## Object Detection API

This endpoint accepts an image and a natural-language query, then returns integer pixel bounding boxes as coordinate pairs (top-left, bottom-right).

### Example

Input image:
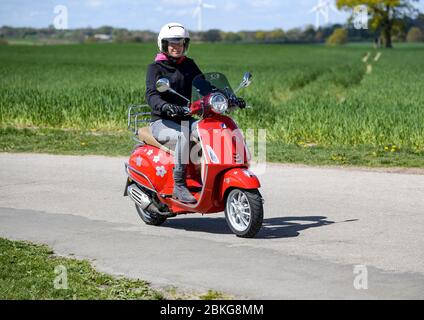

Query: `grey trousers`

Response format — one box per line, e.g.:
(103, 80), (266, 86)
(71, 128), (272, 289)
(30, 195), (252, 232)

(150, 118), (199, 167)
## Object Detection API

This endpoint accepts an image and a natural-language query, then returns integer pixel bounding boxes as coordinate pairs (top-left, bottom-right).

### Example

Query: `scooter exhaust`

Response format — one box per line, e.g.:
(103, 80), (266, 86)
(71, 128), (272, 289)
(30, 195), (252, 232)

(127, 184), (151, 210)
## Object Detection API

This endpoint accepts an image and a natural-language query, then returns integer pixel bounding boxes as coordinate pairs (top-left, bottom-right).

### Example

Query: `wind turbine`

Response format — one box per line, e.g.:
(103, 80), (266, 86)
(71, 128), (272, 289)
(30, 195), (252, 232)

(309, 0), (339, 29)
(192, 0), (216, 32)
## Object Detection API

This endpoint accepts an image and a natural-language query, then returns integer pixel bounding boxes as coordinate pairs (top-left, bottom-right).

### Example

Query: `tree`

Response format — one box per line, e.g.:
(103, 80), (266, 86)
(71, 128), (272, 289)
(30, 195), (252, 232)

(285, 28), (303, 42)
(406, 26), (424, 41)
(315, 30), (325, 42)
(269, 28), (285, 41)
(221, 32), (242, 43)
(303, 25), (317, 42)
(201, 29), (221, 42)
(326, 28), (348, 45)
(97, 25), (114, 35)
(336, 0), (419, 48)
(255, 31), (267, 41)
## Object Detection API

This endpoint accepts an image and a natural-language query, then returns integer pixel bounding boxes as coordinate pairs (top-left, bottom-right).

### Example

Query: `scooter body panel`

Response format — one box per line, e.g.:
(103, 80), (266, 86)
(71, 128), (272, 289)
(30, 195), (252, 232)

(198, 115), (249, 167)
(218, 167), (261, 201)
(128, 146), (174, 193)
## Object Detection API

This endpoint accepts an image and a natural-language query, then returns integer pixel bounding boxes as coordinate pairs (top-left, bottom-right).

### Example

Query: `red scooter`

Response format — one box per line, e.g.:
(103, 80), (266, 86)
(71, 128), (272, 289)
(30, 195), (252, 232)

(124, 72), (263, 238)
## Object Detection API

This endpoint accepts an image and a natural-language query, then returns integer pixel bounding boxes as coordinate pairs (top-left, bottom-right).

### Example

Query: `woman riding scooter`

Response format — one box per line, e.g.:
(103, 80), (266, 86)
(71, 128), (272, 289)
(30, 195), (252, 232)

(145, 22), (246, 204)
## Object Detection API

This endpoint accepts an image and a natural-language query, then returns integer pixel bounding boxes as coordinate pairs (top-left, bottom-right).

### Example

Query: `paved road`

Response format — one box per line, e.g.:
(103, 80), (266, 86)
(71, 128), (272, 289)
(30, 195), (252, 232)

(1, 153), (423, 299)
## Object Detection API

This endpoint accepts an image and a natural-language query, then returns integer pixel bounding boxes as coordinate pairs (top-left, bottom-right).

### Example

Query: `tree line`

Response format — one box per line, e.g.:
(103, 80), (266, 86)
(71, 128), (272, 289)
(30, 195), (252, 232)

(1, 14), (423, 45)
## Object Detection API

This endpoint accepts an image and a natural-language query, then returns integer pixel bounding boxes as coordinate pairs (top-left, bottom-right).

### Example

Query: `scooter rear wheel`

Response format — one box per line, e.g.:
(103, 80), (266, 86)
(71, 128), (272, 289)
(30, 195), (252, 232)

(225, 188), (263, 238)
(135, 204), (167, 226)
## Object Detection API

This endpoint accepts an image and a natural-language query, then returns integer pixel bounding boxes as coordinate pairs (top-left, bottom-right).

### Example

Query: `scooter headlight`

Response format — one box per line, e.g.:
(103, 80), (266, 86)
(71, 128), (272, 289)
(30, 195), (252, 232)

(209, 93), (228, 114)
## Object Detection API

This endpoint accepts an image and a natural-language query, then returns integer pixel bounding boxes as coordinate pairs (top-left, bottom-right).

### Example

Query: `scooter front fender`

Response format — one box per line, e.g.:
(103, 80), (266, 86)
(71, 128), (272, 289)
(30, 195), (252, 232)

(219, 168), (261, 200)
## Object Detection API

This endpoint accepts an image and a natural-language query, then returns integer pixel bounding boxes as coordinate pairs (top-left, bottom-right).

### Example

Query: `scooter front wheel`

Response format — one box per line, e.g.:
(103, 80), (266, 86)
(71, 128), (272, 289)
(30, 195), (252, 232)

(225, 188), (263, 238)
(135, 204), (167, 226)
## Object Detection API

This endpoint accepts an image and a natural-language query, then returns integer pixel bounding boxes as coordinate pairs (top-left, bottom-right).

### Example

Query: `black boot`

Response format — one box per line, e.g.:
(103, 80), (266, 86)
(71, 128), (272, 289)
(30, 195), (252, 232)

(173, 165), (197, 204)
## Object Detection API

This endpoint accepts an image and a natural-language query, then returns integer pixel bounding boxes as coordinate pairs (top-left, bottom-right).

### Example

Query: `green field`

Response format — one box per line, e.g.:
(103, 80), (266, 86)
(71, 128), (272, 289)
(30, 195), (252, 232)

(0, 43), (423, 166)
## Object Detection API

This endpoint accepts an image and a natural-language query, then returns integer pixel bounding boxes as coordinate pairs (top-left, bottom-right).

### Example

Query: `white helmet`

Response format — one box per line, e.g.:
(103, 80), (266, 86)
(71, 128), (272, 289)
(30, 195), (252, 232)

(158, 22), (190, 55)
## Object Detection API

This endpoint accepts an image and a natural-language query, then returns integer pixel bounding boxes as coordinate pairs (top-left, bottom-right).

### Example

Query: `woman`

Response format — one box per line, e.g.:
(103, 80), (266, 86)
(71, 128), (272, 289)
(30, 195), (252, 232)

(145, 22), (201, 204)
(145, 22), (245, 204)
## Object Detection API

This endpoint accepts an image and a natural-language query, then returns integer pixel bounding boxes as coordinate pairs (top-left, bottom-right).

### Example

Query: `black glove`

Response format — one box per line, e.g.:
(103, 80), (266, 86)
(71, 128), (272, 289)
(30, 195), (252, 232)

(161, 104), (189, 117)
(236, 97), (246, 109)
(229, 96), (246, 109)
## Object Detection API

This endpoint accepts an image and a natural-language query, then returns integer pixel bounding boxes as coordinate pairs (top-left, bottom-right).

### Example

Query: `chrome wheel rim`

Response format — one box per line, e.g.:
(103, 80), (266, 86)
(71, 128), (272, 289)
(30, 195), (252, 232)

(227, 190), (251, 232)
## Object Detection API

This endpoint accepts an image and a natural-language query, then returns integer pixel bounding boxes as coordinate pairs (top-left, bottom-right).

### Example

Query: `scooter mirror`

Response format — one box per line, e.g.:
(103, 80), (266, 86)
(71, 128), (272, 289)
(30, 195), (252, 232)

(242, 72), (252, 88)
(156, 78), (191, 104)
(156, 78), (171, 93)
(234, 72), (252, 94)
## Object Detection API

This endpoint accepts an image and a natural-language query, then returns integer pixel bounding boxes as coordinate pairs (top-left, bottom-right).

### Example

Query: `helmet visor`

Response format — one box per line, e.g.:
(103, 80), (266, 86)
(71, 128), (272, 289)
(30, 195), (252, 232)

(166, 38), (185, 46)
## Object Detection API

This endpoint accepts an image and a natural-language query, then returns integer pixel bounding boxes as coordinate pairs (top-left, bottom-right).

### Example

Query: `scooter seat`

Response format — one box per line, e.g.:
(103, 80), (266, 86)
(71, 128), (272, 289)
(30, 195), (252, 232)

(138, 126), (174, 155)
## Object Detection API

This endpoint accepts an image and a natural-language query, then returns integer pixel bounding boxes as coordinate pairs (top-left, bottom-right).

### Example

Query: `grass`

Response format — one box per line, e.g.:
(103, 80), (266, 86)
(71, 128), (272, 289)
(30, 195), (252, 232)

(0, 237), (229, 300)
(2, 126), (423, 167)
(0, 126), (133, 156)
(0, 237), (163, 300)
(0, 43), (423, 167)
(199, 290), (229, 300)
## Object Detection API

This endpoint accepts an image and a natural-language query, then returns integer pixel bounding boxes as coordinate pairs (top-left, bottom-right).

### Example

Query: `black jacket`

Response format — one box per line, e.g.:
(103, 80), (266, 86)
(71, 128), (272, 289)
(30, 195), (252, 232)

(145, 57), (202, 122)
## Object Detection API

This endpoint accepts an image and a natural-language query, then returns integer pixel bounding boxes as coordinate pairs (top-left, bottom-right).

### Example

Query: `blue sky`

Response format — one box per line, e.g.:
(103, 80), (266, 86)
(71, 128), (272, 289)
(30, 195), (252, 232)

(1, 0), (423, 31)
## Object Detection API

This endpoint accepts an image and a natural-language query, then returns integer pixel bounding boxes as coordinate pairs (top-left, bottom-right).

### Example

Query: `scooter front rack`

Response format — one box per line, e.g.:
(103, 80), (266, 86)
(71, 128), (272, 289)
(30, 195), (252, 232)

(127, 104), (150, 144)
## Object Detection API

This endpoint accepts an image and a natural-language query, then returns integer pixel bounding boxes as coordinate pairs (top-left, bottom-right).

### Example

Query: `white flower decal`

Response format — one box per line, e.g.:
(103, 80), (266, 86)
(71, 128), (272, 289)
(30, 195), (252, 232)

(153, 155), (160, 163)
(156, 166), (167, 177)
(136, 156), (142, 167)
(147, 150), (153, 156)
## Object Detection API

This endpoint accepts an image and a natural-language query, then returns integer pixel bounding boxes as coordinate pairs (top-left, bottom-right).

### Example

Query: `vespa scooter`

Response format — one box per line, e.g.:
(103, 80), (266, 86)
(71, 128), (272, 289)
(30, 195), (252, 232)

(124, 72), (263, 238)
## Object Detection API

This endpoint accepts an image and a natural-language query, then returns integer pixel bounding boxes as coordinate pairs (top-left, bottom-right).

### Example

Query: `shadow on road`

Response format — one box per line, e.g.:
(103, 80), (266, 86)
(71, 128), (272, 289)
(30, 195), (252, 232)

(257, 216), (335, 239)
(164, 215), (343, 239)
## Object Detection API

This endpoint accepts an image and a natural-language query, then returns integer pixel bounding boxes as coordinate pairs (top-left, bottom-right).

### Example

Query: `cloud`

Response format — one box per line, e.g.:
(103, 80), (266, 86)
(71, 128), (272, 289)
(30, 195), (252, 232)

(249, 0), (280, 8)
(155, 5), (193, 17)
(223, 1), (239, 12)
(29, 11), (40, 17)
(159, 0), (197, 7)
(86, 0), (104, 8)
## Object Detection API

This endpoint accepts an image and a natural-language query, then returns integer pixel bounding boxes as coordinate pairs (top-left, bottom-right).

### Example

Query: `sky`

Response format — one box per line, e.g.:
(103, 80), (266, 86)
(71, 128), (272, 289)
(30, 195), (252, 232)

(0, 0), (423, 32)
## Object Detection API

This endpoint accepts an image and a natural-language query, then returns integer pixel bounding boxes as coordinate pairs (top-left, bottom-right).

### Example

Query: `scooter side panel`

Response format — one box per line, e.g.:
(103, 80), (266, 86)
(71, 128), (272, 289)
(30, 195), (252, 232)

(128, 145), (174, 193)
